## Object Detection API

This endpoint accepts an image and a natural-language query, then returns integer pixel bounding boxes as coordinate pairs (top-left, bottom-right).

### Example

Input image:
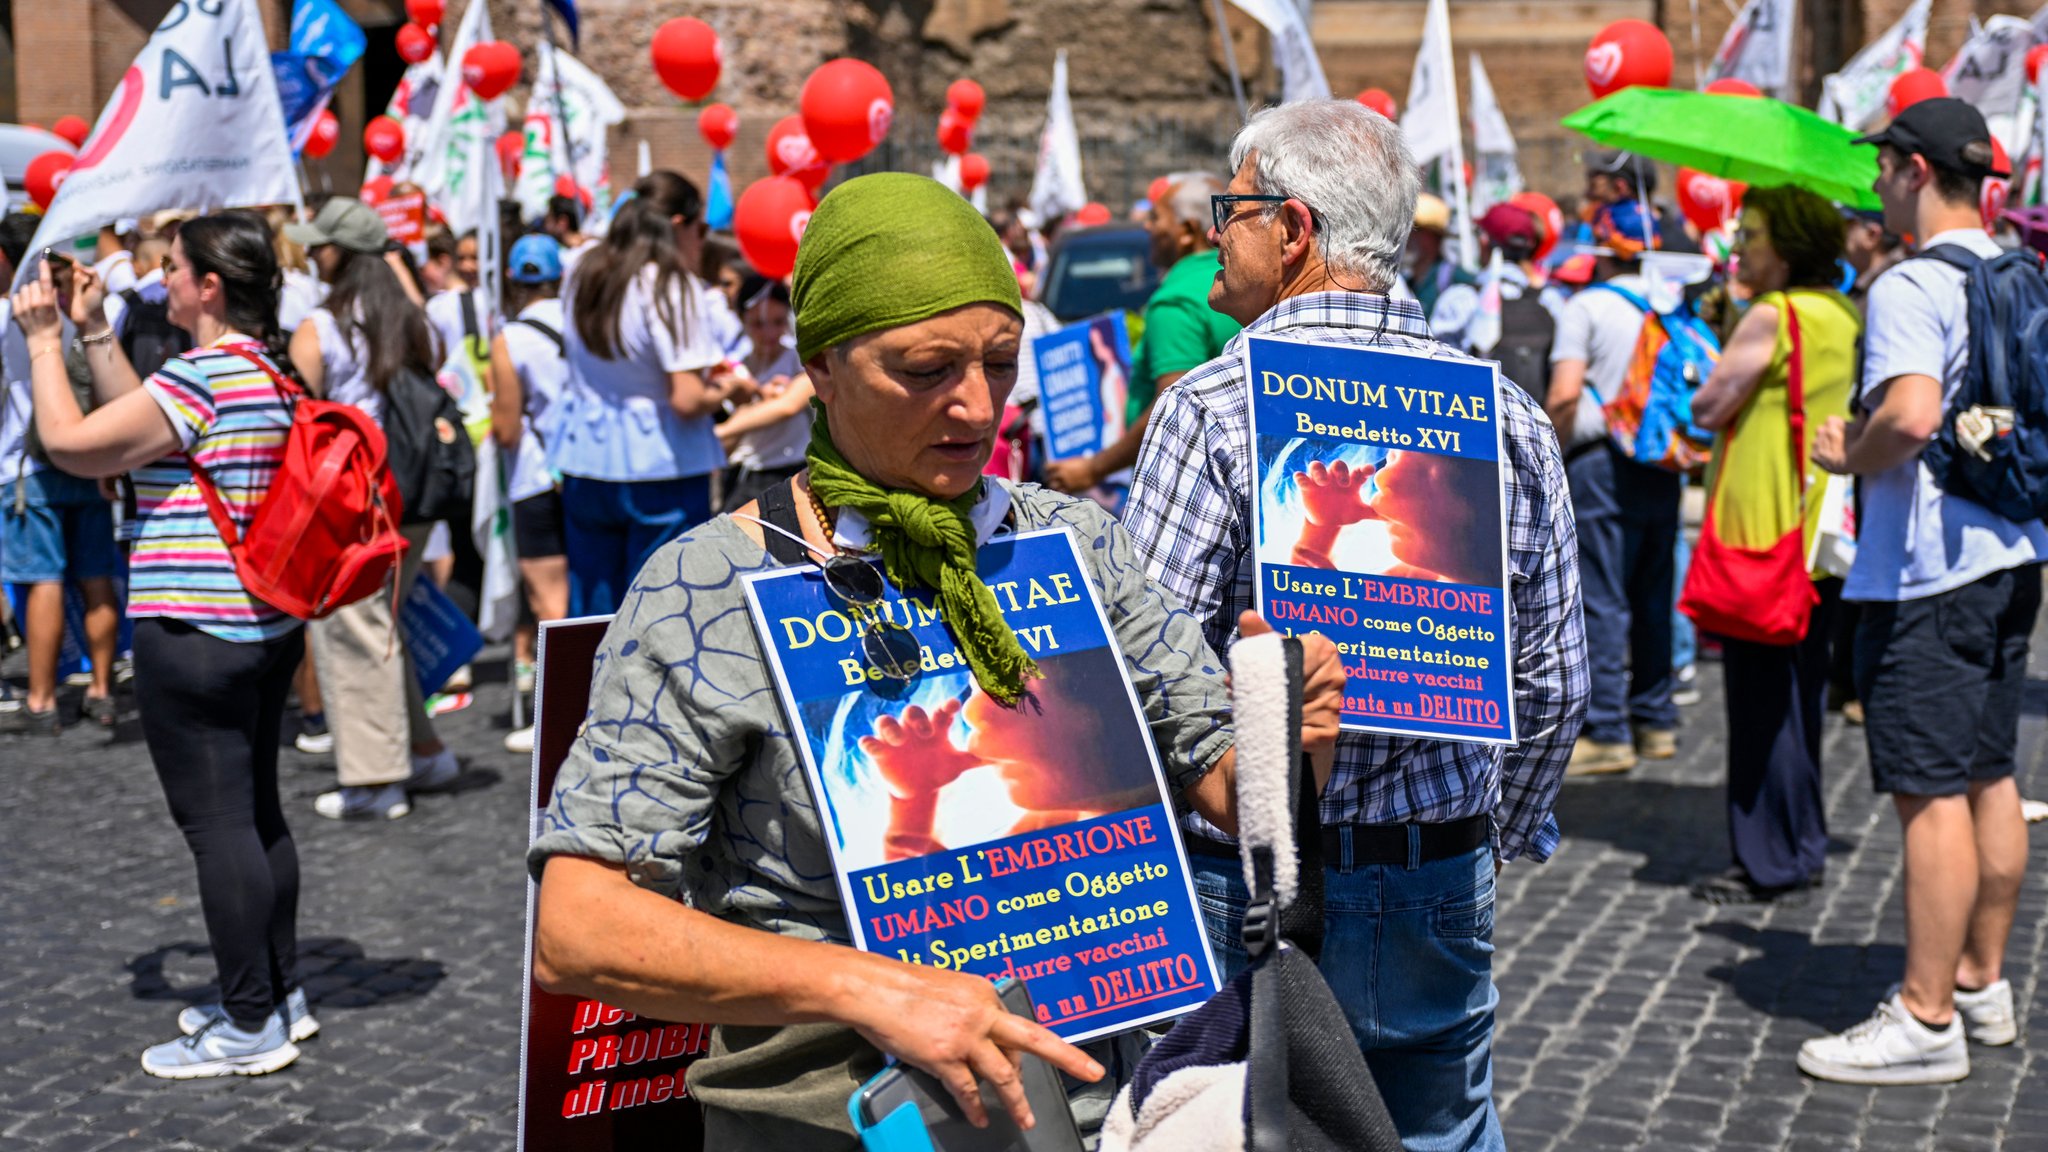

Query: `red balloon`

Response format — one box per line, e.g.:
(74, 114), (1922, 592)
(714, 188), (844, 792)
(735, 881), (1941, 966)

(404, 0), (443, 30)
(360, 175), (394, 205)
(50, 115), (89, 148)
(698, 103), (738, 152)
(1509, 191), (1566, 263)
(801, 59), (894, 165)
(1075, 202), (1112, 227)
(936, 108), (972, 156)
(1356, 88), (1398, 119)
(1676, 168), (1745, 233)
(24, 150), (71, 210)
(305, 109), (341, 159)
(947, 78), (986, 122)
(1888, 67), (1947, 117)
(734, 176), (815, 279)
(364, 115), (406, 163)
(462, 41), (520, 100)
(652, 18), (721, 102)
(1704, 77), (1761, 97)
(396, 23), (435, 65)
(2030, 45), (2048, 86)
(555, 173), (593, 211)
(1584, 19), (1673, 99)
(766, 115), (829, 191)
(959, 153), (990, 192)
(496, 129), (523, 178)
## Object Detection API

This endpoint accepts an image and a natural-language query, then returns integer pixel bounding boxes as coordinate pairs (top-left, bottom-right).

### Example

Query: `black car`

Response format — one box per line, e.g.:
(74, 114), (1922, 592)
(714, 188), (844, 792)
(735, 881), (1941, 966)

(1038, 224), (1160, 323)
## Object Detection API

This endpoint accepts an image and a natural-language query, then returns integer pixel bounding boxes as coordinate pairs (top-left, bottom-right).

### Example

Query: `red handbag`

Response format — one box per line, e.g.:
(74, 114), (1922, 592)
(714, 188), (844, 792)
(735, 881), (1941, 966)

(1678, 296), (1821, 646)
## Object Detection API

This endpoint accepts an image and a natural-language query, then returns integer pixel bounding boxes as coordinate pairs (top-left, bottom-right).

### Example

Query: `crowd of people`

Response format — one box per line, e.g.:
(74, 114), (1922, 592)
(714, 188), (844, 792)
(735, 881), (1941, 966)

(2, 88), (2042, 1147)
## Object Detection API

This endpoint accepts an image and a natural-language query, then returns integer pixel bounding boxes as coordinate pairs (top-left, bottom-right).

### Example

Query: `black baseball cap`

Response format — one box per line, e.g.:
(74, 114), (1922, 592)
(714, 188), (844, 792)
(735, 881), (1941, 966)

(1855, 97), (2007, 180)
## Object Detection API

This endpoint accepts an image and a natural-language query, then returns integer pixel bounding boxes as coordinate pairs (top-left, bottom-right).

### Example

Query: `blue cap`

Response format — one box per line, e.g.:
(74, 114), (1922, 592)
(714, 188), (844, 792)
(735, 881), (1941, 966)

(507, 234), (563, 284)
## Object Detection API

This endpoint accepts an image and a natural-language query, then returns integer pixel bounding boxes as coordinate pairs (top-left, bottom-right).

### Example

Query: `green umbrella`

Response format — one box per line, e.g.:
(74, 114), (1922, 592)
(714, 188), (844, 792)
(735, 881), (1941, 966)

(1562, 86), (1882, 211)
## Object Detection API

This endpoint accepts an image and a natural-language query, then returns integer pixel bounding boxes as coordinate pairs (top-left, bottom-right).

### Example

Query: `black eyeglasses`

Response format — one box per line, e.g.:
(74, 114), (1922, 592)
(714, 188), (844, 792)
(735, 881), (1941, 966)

(821, 555), (923, 682)
(1211, 193), (1321, 236)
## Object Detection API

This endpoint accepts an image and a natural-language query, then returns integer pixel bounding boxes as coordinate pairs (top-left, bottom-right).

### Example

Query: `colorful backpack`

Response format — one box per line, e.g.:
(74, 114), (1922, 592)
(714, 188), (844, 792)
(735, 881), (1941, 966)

(1592, 283), (1719, 472)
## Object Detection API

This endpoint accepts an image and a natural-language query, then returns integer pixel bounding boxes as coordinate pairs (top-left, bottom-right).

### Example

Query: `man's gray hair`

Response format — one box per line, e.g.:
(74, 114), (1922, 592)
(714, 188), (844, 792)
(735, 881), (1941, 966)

(1162, 171), (1226, 227)
(1227, 101), (1420, 292)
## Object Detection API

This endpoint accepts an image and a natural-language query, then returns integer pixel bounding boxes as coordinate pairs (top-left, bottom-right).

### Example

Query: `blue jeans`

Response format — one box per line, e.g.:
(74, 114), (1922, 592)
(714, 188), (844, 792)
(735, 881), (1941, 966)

(1192, 841), (1503, 1152)
(559, 475), (712, 618)
(1568, 442), (1681, 744)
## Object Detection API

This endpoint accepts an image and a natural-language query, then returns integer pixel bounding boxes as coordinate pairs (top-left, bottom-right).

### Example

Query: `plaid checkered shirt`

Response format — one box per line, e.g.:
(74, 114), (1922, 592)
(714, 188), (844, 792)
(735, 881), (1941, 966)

(1123, 290), (1588, 861)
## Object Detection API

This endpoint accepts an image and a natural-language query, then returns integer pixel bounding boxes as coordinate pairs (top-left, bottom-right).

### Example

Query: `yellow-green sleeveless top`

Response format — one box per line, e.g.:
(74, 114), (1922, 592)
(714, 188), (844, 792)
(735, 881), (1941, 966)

(1702, 288), (1860, 574)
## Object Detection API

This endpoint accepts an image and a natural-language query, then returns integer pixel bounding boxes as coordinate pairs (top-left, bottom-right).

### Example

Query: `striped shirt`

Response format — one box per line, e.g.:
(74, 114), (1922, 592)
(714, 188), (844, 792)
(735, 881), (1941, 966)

(133, 343), (296, 642)
(1123, 291), (1588, 861)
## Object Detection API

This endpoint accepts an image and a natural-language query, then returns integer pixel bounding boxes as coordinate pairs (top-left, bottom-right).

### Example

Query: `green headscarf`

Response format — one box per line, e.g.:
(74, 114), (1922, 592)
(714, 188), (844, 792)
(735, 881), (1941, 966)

(793, 174), (1037, 705)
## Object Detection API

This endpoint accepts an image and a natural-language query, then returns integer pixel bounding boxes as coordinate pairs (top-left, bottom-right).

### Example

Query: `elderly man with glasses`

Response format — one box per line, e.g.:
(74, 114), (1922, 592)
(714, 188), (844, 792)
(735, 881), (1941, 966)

(1123, 99), (1588, 1152)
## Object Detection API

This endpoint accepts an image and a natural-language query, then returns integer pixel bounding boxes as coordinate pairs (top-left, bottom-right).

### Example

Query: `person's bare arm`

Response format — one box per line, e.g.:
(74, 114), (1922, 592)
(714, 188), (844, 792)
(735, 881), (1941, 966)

(489, 332), (524, 453)
(385, 249), (426, 307)
(1545, 360), (1586, 442)
(534, 855), (1103, 1131)
(1691, 301), (1777, 432)
(668, 368), (755, 420)
(14, 265), (180, 477)
(289, 319), (327, 397)
(714, 375), (814, 444)
(1176, 611), (1342, 833)
(1813, 373), (1944, 476)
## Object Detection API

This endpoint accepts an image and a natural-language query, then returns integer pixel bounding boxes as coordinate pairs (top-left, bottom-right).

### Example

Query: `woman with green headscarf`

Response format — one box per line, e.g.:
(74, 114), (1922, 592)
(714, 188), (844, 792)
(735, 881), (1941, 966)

(529, 173), (1342, 1145)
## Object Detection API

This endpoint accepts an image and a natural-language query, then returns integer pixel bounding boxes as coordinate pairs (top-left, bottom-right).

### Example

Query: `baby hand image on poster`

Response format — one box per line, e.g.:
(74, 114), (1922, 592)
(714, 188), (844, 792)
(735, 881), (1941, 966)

(855, 651), (1158, 861)
(1288, 448), (1503, 588)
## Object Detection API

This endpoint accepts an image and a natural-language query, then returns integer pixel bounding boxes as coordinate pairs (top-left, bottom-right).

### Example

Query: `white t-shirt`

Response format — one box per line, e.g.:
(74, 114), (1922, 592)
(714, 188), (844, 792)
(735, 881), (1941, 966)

(1846, 227), (2048, 602)
(307, 306), (382, 426)
(1549, 273), (1649, 405)
(550, 265), (728, 482)
(426, 288), (489, 367)
(558, 238), (599, 283)
(278, 268), (326, 335)
(95, 250), (137, 296)
(501, 297), (570, 502)
(726, 342), (810, 472)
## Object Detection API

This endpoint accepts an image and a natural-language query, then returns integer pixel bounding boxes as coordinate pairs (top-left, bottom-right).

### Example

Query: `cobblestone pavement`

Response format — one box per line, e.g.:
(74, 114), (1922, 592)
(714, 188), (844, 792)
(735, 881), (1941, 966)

(6, 637), (2048, 1150)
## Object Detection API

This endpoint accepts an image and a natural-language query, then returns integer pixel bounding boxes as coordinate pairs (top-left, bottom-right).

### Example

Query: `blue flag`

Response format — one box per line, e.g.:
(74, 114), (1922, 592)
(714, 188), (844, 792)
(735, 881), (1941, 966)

(271, 0), (366, 150)
(545, 0), (579, 48)
(706, 150), (734, 230)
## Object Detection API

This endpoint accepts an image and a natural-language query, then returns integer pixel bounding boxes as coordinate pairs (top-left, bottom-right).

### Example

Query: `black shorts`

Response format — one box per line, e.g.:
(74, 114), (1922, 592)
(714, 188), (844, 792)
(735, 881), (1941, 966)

(511, 490), (566, 560)
(1855, 564), (2042, 796)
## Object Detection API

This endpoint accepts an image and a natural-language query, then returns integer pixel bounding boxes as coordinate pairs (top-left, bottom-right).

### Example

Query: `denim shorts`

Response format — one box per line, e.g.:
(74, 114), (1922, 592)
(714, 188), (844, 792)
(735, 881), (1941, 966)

(0, 469), (120, 585)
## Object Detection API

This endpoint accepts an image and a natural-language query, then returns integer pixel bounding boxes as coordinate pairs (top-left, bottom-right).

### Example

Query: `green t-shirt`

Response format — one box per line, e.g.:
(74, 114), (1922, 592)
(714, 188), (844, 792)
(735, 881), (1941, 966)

(1128, 250), (1241, 423)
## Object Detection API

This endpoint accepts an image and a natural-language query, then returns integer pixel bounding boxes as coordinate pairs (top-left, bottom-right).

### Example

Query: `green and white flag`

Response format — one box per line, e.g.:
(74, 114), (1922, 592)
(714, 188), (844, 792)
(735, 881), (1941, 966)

(514, 40), (625, 224)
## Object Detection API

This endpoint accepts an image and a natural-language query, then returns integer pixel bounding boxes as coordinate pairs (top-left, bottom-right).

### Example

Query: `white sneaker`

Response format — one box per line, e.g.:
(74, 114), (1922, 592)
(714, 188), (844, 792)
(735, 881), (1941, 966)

(408, 747), (460, 792)
(141, 1014), (299, 1079)
(504, 725), (535, 755)
(180, 987), (320, 1043)
(444, 663), (473, 692)
(314, 783), (410, 820)
(1955, 980), (2018, 1046)
(1797, 994), (1969, 1085)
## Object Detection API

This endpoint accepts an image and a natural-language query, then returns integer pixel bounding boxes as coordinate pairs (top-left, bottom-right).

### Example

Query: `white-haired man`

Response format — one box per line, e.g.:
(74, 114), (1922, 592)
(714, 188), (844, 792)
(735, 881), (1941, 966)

(1124, 100), (1588, 1150)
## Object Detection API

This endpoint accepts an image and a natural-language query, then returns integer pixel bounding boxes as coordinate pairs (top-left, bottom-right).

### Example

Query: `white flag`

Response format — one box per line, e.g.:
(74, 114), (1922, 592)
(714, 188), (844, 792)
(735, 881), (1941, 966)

(1468, 53), (1521, 216)
(514, 41), (626, 223)
(1817, 0), (1928, 132)
(1028, 51), (1087, 223)
(367, 55), (444, 185)
(1228, 0), (1333, 104)
(1945, 14), (2034, 159)
(1706, 0), (1798, 100)
(1402, 0), (1475, 268)
(21, 0), (299, 285)
(411, 0), (505, 234)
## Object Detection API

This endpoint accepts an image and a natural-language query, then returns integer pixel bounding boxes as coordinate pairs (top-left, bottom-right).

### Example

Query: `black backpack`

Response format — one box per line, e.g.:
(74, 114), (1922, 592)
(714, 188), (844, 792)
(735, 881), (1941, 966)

(381, 364), (475, 525)
(1494, 288), (1556, 405)
(118, 288), (192, 379)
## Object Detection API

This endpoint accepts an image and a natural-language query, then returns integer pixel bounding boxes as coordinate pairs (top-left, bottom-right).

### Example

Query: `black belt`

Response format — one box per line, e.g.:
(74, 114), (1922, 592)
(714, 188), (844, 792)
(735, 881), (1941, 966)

(1182, 813), (1489, 868)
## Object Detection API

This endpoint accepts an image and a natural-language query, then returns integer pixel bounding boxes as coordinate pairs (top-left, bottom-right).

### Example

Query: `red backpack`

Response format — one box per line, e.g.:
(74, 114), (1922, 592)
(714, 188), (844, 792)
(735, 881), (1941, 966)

(190, 346), (408, 619)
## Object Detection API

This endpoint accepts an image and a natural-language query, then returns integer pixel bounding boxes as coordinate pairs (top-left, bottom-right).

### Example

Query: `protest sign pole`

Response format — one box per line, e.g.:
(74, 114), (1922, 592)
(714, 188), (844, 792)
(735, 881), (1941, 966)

(540, 2), (578, 202)
(1210, 0), (1250, 123)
